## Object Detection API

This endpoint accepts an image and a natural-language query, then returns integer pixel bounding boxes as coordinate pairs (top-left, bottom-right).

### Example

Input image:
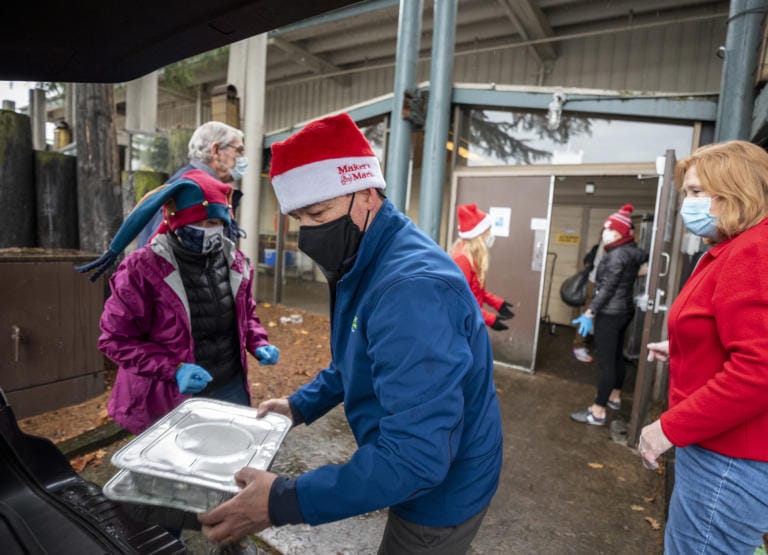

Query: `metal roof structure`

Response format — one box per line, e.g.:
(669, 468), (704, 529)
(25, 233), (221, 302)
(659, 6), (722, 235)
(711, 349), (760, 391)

(261, 0), (728, 89)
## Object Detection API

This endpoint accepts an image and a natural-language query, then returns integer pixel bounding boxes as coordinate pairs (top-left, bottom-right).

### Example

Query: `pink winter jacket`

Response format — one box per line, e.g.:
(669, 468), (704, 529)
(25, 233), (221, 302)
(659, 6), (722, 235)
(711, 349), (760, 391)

(98, 235), (270, 434)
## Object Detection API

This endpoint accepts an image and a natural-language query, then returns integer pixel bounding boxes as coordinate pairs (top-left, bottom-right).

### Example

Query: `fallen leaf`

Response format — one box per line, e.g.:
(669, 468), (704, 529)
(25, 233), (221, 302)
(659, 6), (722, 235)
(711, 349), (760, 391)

(630, 505), (645, 511)
(643, 496), (655, 503)
(70, 449), (107, 472)
(262, 303), (272, 308)
(644, 516), (662, 530)
(268, 321), (277, 328)
(587, 462), (604, 469)
(299, 330), (308, 335)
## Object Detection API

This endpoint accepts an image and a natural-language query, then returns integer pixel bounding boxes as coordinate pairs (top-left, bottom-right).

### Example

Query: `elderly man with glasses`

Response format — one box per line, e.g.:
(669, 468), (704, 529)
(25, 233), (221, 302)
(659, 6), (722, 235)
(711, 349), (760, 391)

(138, 121), (249, 245)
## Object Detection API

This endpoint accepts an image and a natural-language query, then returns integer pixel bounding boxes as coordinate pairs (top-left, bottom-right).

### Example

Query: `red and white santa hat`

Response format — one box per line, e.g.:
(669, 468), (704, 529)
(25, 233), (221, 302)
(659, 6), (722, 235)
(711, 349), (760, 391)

(269, 113), (386, 214)
(457, 203), (492, 239)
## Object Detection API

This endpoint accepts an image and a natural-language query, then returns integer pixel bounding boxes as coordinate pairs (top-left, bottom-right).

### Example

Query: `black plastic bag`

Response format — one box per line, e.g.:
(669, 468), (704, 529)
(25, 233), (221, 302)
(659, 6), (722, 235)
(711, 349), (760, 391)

(560, 268), (590, 307)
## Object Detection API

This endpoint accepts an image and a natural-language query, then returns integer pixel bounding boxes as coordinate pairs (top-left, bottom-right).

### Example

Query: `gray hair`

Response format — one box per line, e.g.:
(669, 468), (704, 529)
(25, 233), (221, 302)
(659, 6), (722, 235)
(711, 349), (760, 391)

(188, 121), (244, 163)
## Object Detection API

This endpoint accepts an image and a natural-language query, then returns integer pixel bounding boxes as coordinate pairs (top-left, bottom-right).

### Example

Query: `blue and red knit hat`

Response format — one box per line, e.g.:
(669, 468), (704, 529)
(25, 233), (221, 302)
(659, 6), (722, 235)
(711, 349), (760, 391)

(75, 169), (233, 281)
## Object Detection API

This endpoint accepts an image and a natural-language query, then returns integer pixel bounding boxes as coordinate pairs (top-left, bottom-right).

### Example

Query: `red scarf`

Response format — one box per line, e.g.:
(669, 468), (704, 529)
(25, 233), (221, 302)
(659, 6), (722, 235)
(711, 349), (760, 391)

(604, 235), (635, 250)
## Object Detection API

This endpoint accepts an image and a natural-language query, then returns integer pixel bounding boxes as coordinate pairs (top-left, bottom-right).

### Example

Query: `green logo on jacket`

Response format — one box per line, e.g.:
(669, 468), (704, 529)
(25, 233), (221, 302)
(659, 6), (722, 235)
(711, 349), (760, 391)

(351, 315), (358, 333)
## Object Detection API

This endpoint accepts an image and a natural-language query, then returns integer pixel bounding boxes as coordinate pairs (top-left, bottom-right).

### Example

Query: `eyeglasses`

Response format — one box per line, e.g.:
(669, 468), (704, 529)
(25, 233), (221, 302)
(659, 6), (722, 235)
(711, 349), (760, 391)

(226, 144), (245, 155)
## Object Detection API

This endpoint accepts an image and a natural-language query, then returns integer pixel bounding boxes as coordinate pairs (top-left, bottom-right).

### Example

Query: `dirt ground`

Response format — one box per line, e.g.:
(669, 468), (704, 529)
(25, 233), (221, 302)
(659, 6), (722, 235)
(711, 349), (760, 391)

(16, 301), (677, 553)
(17, 303), (328, 453)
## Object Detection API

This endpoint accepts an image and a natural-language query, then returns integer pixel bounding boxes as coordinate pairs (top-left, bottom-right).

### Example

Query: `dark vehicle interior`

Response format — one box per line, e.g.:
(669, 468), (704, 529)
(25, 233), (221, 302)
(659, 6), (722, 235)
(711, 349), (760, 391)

(0, 1), (361, 553)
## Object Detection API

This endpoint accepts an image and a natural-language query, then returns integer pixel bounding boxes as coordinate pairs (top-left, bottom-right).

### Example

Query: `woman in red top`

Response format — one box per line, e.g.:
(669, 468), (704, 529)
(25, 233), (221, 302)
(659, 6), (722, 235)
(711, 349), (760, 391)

(450, 204), (514, 331)
(640, 141), (768, 554)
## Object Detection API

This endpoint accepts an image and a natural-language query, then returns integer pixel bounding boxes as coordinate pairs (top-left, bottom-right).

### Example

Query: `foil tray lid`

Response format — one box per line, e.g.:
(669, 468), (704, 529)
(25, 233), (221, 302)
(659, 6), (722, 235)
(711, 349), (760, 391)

(111, 398), (291, 494)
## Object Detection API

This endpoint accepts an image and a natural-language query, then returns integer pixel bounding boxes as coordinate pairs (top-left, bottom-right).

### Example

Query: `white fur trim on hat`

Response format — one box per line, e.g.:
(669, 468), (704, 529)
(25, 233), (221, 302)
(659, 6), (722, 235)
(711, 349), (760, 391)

(272, 156), (385, 214)
(458, 214), (492, 239)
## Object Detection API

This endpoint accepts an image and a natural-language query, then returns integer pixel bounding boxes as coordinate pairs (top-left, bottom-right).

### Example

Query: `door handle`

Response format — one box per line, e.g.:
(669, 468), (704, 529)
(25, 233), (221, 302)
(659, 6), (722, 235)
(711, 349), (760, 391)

(658, 252), (670, 277)
(11, 325), (21, 362)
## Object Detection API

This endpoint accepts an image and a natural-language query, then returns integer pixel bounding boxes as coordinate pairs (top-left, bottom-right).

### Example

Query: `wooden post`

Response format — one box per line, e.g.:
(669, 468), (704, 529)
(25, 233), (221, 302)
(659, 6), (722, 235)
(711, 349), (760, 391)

(34, 151), (78, 248)
(0, 110), (35, 247)
(74, 84), (122, 254)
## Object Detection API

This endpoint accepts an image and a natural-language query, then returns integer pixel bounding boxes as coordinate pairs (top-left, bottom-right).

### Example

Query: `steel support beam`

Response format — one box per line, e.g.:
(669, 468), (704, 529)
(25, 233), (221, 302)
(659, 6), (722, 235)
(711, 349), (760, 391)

(386, 0), (423, 211)
(269, 0), (399, 37)
(419, 0), (458, 242)
(268, 37), (342, 75)
(714, 0), (767, 141)
(451, 87), (718, 122)
(263, 95), (395, 147)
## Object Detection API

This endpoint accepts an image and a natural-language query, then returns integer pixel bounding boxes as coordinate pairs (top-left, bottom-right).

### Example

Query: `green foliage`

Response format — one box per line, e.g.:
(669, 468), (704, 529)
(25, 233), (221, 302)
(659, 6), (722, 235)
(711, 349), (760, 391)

(467, 110), (592, 165)
(131, 171), (168, 202)
(162, 46), (230, 94)
(36, 82), (64, 100)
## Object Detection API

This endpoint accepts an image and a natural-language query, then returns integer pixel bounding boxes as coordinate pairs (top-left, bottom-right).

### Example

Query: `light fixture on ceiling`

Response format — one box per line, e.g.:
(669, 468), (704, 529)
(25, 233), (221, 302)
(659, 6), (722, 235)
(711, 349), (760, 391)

(547, 90), (567, 130)
(585, 182), (595, 194)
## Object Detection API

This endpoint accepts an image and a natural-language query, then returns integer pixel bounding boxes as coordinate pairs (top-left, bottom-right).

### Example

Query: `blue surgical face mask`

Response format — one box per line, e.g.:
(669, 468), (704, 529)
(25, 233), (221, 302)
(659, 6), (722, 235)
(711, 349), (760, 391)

(230, 156), (248, 180)
(175, 224), (225, 254)
(680, 196), (718, 238)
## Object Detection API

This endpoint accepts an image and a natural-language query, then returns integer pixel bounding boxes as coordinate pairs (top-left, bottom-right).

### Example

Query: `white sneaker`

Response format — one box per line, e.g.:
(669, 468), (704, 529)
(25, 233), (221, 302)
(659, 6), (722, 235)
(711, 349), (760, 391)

(572, 347), (593, 363)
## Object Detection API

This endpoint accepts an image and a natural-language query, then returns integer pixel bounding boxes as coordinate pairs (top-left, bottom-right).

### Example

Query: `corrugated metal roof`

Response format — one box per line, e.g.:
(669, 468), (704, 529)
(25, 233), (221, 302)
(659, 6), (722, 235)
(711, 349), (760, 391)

(256, 0), (727, 128)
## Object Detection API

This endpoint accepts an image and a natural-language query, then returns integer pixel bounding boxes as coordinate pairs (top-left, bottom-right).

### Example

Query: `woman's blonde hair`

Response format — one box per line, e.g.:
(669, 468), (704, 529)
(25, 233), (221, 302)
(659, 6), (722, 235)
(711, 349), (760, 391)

(451, 231), (490, 284)
(675, 140), (768, 238)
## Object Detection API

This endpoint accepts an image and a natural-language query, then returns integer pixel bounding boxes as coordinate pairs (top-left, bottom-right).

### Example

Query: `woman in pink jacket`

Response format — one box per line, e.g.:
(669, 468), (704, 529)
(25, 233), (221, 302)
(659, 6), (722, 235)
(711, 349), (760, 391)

(450, 204), (514, 331)
(77, 169), (278, 435)
(640, 141), (768, 554)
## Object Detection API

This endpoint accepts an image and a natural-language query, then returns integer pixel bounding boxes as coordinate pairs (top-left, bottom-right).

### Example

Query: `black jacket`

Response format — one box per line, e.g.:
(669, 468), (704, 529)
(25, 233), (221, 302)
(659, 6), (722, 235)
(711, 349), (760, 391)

(588, 241), (648, 316)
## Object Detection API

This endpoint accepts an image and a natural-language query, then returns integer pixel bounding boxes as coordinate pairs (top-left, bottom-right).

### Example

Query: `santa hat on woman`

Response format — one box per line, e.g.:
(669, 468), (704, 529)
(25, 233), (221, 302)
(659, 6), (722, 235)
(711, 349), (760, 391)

(269, 113), (386, 214)
(604, 204), (635, 237)
(457, 204), (492, 239)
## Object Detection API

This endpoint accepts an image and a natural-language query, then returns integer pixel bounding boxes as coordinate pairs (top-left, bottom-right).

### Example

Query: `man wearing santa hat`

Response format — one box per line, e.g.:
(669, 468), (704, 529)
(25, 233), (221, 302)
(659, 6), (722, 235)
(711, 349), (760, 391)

(199, 113), (503, 553)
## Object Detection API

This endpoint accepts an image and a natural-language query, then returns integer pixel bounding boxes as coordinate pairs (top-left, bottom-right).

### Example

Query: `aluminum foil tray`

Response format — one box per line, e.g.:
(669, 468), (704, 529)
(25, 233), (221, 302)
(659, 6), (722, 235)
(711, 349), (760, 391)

(103, 398), (291, 512)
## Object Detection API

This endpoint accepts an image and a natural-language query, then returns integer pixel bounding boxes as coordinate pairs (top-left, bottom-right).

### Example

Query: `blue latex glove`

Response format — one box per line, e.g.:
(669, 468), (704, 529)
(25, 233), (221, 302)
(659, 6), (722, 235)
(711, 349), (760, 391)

(571, 313), (593, 337)
(175, 363), (213, 394)
(255, 344), (280, 366)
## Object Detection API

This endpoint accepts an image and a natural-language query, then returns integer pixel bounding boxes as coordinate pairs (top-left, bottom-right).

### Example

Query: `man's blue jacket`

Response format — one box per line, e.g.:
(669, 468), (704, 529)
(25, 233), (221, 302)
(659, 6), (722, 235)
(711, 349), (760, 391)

(274, 199), (503, 527)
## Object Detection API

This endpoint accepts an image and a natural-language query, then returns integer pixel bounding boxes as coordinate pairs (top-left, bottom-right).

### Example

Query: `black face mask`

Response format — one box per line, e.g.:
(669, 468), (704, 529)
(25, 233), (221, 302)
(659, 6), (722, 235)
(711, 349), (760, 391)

(298, 194), (369, 283)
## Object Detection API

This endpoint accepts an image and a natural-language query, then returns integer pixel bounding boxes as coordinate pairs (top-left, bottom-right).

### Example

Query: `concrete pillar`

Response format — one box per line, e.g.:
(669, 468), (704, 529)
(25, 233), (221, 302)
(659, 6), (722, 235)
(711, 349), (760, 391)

(229, 36), (267, 298)
(227, 40), (248, 130)
(714, 0), (767, 141)
(419, 0), (458, 242)
(29, 87), (47, 150)
(386, 0), (423, 211)
(125, 71), (158, 132)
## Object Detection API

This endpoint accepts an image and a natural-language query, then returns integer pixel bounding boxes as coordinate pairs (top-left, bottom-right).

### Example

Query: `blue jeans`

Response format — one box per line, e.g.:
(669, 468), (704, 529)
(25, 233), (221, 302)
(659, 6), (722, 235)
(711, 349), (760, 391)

(666, 445), (768, 554)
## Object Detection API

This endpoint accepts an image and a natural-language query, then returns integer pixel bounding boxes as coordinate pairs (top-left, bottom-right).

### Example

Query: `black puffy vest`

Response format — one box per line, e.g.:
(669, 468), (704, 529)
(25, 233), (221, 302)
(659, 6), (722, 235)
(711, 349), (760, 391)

(170, 236), (242, 392)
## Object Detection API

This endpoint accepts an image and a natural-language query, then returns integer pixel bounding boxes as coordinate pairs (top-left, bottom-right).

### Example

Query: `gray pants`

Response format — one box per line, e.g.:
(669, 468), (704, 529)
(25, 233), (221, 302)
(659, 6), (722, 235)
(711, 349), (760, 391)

(378, 506), (489, 555)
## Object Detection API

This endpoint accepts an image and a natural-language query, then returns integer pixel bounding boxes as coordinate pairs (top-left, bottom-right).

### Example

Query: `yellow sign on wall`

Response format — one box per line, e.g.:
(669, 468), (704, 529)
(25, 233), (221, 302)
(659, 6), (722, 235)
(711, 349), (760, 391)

(555, 233), (580, 245)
